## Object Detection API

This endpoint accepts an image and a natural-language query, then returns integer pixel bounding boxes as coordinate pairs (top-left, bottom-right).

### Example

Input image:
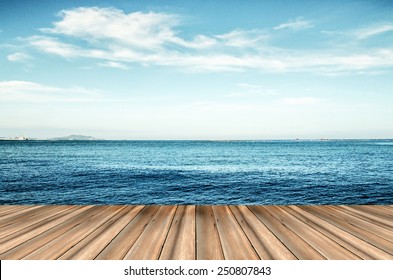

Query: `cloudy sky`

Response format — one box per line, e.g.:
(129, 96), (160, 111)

(1, 0), (393, 139)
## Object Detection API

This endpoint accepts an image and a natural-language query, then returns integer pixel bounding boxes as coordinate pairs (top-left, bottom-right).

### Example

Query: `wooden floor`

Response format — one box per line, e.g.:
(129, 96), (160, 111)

(0, 205), (392, 260)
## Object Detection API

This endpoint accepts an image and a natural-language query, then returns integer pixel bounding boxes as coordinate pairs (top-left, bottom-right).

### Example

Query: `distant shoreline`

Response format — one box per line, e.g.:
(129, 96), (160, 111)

(1, 138), (392, 142)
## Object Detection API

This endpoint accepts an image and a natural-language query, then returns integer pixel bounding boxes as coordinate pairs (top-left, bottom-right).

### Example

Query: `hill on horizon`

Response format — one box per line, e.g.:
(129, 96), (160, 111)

(48, 135), (99, 141)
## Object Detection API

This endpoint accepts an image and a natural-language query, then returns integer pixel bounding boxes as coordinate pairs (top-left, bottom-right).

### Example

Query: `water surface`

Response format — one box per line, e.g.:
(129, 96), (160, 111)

(1, 140), (392, 204)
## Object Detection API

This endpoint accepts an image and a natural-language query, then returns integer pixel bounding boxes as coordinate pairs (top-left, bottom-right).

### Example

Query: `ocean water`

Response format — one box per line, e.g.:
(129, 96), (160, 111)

(0, 140), (392, 205)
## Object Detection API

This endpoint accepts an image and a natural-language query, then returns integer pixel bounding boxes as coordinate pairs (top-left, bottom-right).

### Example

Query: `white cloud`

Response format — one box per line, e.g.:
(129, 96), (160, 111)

(215, 29), (268, 47)
(98, 61), (130, 70)
(0, 80), (60, 92)
(171, 35), (218, 49)
(40, 7), (268, 51)
(0, 80), (101, 103)
(42, 7), (180, 50)
(29, 36), (87, 58)
(24, 7), (393, 74)
(7, 52), (32, 62)
(355, 23), (393, 40)
(274, 17), (313, 30)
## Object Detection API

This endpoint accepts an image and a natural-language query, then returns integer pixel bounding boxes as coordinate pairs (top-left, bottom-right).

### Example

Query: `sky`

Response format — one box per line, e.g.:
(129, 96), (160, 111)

(1, 0), (393, 140)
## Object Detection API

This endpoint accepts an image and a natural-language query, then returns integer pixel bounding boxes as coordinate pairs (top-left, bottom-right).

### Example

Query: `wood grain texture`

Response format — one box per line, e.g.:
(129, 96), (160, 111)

(213, 205), (259, 259)
(0, 206), (95, 258)
(248, 206), (326, 260)
(123, 205), (177, 260)
(0, 206), (31, 216)
(301, 206), (393, 255)
(59, 206), (143, 260)
(22, 206), (126, 260)
(287, 206), (392, 260)
(95, 205), (160, 260)
(0, 205), (73, 239)
(339, 206), (393, 230)
(0, 206), (44, 227)
(230, 205), (297, 260)
(273, 206), (360, 260)
(196, 205), (224, 260)
(0, 205), (392, 260)
(160, 205), (196, 260)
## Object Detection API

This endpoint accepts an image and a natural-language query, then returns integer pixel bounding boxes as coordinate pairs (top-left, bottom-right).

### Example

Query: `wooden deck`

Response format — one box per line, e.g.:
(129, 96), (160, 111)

(0, 205), (392, 260)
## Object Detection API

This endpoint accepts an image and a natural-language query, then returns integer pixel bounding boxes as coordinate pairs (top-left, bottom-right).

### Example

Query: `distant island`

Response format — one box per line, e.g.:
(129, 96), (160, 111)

(48, 135), (100, 141)
(0, 136), (30, 141)
(0, 135), (101, 141)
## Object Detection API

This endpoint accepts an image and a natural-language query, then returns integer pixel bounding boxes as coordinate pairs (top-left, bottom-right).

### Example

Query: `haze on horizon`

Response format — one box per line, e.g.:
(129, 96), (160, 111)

(1, 0), (393, 140)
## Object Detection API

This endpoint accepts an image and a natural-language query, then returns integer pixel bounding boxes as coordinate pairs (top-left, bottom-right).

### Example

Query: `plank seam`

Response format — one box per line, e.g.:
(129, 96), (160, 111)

(316, 206), (393, 251)
(211, 206), (225, 260)
(246, 205), (299, 260)
(0, 206), (94, 257)
(57, 205), (131, 259)
(278, 206), (362, 260)
(228, 206), (261, 260)
(301, 206), (393, 257)
(93, 205), (147, 260)
(157, 205), (179, 260)
(285, 206), (365, 260)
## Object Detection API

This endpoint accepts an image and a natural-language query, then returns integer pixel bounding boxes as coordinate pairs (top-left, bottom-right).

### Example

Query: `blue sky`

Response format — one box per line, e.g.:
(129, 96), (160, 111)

(1, 0), (393, 139)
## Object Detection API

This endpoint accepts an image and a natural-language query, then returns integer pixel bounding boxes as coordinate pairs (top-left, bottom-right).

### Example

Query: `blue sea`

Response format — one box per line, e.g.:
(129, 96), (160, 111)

(0, 140), (392, 205)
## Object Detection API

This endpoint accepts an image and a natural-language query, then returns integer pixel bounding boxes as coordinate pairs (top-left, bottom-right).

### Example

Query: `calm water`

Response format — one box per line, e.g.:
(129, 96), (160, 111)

(0, 140), (392, 205)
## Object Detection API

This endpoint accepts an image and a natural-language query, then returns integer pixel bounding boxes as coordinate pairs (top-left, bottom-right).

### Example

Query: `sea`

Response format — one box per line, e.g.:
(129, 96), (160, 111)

(0, 140), (392, 205)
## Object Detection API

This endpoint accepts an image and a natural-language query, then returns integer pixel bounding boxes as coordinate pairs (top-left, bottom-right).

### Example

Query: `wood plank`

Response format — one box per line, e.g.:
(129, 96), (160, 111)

(230, 205), (297, 260)
(0, 205), (73, 239)
(0, 205), (44, 227)
(301, 206), (393, 255)
(160, 205), (196, 260)
(336, 206), (393, 232)
(0, 206), (104, 259)
(325, 206), (393, 242)
(0, 205), (392, 260)
(213, 205), (259, 260)
(59, 206), (143, 260)
(95, 205), (160, 260)
(248, 206), (325, 260)
(123, 206), (177, 260)
(350, 205), (393, 222)
(0, 206), (33, 217)
(0, 206), (88, 254)
(274, 206), (360, 259)
(23, 206), (126, 259)
(375, 205), (393, 211)
(196, 205), (224, 260)
(287, 206), (393, 260)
